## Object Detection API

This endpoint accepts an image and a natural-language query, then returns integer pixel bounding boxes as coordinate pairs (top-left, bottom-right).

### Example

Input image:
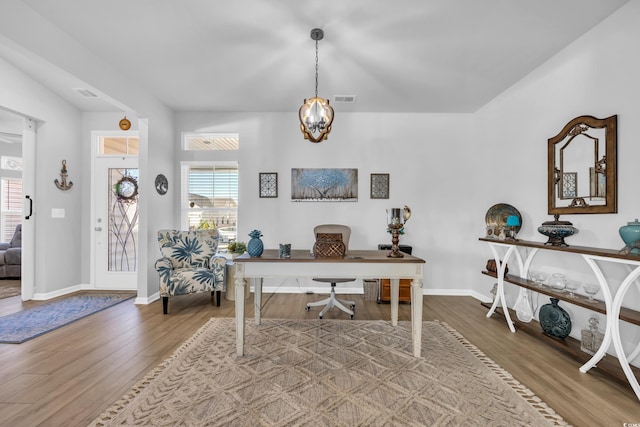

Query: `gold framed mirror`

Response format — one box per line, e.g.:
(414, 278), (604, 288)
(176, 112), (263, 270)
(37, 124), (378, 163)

(548, 115), (617, 214)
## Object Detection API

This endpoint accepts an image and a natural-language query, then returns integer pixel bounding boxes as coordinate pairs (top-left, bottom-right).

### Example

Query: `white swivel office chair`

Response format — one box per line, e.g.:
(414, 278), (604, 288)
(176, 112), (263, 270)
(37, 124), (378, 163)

(305, 224), (356, 319)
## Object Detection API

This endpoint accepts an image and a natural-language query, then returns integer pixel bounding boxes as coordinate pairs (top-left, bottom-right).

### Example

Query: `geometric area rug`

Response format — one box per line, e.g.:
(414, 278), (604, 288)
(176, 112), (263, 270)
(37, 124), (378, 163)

(0, 292), (135, 344)
(89, 319), (569, 426)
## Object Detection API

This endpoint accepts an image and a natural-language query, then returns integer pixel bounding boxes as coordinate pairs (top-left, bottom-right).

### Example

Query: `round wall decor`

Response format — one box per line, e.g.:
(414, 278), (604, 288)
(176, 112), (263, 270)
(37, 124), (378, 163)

(119, 116), (131, 130)
(155, 174), (168, 195)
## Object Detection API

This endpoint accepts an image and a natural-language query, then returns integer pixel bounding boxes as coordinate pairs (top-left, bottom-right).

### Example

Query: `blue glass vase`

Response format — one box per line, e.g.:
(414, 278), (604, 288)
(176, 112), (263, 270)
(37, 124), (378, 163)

(619, 218), (640, 254)
(539, 298), (572, 339)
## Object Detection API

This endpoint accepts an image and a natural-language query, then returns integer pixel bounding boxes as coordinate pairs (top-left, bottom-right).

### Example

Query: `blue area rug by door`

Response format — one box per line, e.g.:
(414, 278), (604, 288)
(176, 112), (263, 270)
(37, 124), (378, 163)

(0, 293), (135, 343)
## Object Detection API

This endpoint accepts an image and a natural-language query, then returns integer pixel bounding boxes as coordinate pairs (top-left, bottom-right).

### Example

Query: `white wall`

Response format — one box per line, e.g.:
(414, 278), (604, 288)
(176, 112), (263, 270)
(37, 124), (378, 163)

(473, 1), (640, 359)
(175, 111), (478, 294)
(0, 57), (83, 295)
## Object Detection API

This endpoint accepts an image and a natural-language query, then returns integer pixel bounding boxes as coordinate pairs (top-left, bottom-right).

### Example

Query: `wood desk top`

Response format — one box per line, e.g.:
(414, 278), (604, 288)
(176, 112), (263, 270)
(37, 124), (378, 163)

(233, 249), (425, 264)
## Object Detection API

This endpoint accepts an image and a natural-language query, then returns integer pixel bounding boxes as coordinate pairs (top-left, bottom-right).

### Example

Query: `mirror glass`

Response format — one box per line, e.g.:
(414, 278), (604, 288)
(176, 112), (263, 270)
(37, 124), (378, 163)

(548, 115), (617, 214)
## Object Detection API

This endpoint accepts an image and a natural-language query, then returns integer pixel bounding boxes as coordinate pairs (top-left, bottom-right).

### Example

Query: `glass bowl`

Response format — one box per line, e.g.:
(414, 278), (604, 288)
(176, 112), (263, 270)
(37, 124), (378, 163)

(583, 283), (600, 301)
(565, 279), (579, 297)
(529, 271), (548, 287)
(548, 273), (566, 291)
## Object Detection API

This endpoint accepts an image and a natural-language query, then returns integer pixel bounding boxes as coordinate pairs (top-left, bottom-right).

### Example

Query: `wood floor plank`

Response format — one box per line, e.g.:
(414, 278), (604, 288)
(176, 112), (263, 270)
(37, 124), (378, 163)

(0, 291), (638, 426)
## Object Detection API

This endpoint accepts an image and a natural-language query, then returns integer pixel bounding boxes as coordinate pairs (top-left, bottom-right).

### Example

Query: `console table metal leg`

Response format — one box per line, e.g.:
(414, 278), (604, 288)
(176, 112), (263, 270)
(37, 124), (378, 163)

(486, 244), (516, 333)
(609, 264), (640, 400)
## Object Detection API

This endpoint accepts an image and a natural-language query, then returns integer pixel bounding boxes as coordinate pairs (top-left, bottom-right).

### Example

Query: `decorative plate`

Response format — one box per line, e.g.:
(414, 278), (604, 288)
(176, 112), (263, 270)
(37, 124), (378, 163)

(485, 203), (522, 237)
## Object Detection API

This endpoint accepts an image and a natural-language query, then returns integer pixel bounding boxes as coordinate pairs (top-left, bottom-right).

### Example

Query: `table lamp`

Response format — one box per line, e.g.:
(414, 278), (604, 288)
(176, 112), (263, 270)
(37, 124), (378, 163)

(506, 215), (520, 240)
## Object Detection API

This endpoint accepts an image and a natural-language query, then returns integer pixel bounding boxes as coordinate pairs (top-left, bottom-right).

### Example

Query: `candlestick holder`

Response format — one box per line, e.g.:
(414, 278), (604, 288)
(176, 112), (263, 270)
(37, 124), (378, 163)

(386, 205), (411, 258)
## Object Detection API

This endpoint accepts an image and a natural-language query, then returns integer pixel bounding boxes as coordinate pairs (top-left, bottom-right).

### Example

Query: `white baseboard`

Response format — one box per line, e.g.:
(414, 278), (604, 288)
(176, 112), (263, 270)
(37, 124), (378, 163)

(424, 288), (493, 303)
(136, 292), (159, 305)
(32, 284), (83, 300)
(262, 285), (492, 303)
(31, 284), (491, 305)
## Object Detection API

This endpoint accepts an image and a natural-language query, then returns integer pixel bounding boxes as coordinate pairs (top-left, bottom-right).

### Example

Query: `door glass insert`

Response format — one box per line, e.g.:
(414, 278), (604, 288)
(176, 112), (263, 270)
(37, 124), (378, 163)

(108, 168), (138, 271)
(100, 136), (139, 155)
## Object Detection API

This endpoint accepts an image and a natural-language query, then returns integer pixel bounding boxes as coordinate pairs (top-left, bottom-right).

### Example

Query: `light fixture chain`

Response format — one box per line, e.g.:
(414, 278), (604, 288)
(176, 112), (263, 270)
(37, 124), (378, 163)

(315, 39), (319, 98)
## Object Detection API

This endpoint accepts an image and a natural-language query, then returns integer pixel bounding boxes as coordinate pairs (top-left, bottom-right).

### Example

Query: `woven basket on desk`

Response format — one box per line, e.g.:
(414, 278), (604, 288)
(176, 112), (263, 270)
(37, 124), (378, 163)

(313, 233), (345, 258)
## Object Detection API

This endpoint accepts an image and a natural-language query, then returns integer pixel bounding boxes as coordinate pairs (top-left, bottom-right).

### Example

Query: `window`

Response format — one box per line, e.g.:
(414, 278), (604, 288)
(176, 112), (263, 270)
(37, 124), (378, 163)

(181, 133), (239, 251)
(1, 156), (23, 171)
(99, 136), (139, 155)
(183, 133), (239, 151)
(1, 178), (22, 242)
(182, 162), (239, 249)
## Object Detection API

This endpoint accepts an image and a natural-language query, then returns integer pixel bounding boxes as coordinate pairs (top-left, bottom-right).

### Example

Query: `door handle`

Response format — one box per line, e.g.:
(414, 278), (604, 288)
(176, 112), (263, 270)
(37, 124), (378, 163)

(25, 195), (33, 220)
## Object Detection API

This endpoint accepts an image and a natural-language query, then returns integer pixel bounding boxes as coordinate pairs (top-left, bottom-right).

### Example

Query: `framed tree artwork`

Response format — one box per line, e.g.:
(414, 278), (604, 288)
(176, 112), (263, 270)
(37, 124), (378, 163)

(291, 168), (358, 202)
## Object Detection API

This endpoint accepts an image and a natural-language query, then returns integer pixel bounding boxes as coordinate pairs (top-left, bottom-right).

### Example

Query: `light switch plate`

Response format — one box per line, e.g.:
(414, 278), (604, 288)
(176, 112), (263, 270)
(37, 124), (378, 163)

(51, 208), (65, 218)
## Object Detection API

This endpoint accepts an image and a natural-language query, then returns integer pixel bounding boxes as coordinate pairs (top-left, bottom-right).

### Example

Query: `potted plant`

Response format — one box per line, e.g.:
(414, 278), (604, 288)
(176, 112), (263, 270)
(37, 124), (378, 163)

(227, 241), (247, 259)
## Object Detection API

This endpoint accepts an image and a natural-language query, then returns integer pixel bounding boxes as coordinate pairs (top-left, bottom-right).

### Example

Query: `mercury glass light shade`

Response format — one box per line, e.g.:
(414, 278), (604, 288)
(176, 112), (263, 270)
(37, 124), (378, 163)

(299, 28), (334, 143)
(299, 97), (334, 143)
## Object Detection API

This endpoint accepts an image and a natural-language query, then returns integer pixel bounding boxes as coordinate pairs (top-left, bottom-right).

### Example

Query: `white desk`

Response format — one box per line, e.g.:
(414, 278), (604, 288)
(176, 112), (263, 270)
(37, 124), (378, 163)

(233, 249), (426, 357)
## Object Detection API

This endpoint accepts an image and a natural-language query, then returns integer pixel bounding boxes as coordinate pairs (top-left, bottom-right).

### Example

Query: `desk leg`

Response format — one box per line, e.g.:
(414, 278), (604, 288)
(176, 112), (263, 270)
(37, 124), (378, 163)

(235, 263), (245, 356)
(253, 278), (262, 326)
(390, 278), (399, 326)
(411, 277), (423, 357)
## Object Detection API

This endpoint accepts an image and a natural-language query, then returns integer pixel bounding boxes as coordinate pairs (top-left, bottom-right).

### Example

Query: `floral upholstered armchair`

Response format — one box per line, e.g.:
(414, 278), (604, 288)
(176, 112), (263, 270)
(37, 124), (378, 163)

(155, 229), (227, 314)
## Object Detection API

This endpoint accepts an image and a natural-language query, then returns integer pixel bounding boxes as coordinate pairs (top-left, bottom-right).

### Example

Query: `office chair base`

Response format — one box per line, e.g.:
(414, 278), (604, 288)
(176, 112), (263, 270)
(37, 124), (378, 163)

(305, 286), (355, 319)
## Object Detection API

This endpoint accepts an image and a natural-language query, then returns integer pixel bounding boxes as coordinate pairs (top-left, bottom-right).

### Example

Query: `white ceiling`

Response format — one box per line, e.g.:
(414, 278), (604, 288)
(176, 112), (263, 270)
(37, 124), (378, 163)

(1, 0), (632, 115)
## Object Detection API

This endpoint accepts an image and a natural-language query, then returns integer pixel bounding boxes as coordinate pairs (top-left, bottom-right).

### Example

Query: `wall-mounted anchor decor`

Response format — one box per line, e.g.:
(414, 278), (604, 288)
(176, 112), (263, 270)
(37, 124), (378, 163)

(54, 160), (73, 191)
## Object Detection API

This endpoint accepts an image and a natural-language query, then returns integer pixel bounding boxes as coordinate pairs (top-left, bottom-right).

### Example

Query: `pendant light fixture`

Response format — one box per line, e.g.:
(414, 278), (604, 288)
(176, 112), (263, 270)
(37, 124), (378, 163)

(299, 28), (334, 143)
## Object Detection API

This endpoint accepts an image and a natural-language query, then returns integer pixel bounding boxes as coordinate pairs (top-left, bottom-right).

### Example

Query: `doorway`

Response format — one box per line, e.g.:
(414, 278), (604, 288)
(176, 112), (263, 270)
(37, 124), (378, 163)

(0, 108), (34, 300)
(91, 132), (139, 290)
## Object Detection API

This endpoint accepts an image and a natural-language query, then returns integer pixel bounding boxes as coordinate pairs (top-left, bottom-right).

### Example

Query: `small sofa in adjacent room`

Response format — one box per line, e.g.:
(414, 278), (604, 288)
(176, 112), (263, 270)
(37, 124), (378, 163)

(0, 224), (21, 278)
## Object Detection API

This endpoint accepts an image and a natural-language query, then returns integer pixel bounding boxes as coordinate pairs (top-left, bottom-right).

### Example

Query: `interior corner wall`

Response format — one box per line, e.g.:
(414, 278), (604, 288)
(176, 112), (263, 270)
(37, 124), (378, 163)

(0, 56), (83, 295)
(470, 1), (640, 356)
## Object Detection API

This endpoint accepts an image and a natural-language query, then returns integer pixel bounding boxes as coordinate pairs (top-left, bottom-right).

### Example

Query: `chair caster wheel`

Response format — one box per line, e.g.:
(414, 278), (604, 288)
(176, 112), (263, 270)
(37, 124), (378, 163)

(350, 304), (355, 309)
(305, 306), (311, 311)
(349, 314), (354, 319)
(319, 315), (323, 319)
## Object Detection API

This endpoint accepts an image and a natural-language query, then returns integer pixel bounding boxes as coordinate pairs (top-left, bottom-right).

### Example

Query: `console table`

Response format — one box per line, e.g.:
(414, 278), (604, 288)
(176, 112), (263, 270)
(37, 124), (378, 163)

(233, 249), (426, 357)
(479, 237), (640, 400)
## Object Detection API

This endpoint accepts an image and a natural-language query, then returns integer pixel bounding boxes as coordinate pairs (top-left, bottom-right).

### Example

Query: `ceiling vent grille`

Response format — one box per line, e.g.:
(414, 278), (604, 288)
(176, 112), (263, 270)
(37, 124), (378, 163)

(333, 95), (357, 103)
(73, 88), (99, 98)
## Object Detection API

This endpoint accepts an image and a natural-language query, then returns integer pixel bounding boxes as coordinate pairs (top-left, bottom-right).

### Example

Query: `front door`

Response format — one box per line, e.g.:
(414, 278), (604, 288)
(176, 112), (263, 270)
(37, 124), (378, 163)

(92, 133), (139, 289)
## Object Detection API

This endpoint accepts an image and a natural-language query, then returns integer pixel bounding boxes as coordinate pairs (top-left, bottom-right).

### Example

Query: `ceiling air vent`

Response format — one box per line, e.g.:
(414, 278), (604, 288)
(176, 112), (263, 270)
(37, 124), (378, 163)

(73, 88), (99, 98)
(333, 95), (357, 103)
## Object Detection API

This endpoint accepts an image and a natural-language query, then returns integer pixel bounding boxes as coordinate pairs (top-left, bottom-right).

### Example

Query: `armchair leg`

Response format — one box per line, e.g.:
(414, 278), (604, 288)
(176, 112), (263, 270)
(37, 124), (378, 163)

(210, 290), (222, 307)
(162, 296), (169, 314)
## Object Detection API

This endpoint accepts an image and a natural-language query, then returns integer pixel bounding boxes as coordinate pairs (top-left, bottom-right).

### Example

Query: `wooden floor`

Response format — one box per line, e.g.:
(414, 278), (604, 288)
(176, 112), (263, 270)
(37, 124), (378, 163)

(0, 291), (638, 426)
